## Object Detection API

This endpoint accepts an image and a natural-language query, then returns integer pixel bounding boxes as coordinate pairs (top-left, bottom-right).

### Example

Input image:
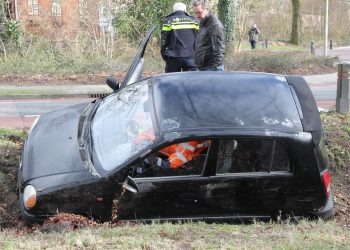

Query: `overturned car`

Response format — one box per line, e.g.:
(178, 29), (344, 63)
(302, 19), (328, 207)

(18, 27), (333, 225)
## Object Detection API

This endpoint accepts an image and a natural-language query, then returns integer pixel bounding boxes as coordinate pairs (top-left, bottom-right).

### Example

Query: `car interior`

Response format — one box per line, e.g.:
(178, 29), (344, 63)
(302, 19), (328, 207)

(129, 138), (291, 178)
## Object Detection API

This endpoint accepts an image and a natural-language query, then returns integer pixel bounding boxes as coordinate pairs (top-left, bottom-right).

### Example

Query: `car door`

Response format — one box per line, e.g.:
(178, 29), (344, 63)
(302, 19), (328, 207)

(121, 26), (156, 88)
(204, 138), (294, 219)
(117, 140), (215, 221)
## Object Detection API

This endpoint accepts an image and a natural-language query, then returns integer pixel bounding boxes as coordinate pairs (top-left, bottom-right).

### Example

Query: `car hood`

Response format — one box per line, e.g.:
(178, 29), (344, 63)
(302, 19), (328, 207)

(21, 102), (92, 183)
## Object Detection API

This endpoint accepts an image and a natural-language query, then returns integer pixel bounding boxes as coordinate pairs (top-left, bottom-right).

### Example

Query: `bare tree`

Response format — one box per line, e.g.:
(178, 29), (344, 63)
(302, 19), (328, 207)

(235, 0), (252, 50)
(290, 0), (301, 44)
(0, 0), (7, 28)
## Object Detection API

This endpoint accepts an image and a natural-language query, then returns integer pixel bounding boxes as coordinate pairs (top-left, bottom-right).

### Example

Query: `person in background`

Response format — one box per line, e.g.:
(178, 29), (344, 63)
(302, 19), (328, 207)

(248, 24), (260, 49)
(191, 0), (225, 71)
(161, 2), (199, 72)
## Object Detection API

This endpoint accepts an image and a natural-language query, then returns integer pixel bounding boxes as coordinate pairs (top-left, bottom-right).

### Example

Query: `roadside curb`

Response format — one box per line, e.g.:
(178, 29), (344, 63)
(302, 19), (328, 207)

(0, 73), (338, 100)
(0, 92), (110, 100)
(302, 73), (337, 84)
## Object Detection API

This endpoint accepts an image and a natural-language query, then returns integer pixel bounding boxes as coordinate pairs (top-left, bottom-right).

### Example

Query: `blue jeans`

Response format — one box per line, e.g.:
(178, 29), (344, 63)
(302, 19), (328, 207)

(199, 65), (224, 71)
(250, 40), (257, 49)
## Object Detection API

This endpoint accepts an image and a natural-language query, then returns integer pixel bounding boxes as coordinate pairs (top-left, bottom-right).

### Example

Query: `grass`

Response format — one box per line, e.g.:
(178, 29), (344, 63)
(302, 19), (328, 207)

(0, 35), (346, 248)
(0, 128), (27, 138)
(0, 35), (320, 78)
(0, 171), (12, 194)
(225, 50), (338, 75)
(321, 111), (350, 170)
(0, 35), (137, 76)
(0, 129), (25, 166)
(0, 139), (21, 166)
(239, 40), (309, 52)
(0, 220), (349, 249)
(0, 113), (349, 248)
(0, 49), (108, 76)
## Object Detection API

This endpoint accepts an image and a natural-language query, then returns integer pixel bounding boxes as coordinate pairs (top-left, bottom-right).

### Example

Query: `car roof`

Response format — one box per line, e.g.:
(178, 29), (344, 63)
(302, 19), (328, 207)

(152, 72), (305, 134)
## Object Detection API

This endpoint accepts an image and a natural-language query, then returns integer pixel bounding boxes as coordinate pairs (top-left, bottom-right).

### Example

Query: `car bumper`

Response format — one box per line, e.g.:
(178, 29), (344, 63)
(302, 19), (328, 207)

(310, 192), (334, 219)
(19, 193), (48, 225)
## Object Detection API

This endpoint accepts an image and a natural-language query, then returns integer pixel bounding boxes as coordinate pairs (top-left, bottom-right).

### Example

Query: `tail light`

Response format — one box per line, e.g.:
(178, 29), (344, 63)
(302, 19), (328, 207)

(322, 170), (331, 197)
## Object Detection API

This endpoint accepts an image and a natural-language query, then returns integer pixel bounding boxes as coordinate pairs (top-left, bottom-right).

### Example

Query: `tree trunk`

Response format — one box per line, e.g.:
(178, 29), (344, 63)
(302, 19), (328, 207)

(291, 0), (301, 45)
(218, 0), (239, 53)
(0, 0), (6, 23)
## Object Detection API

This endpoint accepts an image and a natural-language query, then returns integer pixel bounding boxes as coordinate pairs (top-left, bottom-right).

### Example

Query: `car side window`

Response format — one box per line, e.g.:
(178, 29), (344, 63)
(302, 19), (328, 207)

(130, 140), (209, 178)
(216, 139), (290, 174)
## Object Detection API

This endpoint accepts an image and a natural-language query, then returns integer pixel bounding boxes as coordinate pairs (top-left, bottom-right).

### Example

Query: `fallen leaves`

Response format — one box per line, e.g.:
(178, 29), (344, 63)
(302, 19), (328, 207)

(45, 213), (98, 228)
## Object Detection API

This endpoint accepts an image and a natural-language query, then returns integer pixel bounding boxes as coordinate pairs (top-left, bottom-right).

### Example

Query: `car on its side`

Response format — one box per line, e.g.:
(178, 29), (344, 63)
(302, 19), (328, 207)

(18, 27), (333, 225)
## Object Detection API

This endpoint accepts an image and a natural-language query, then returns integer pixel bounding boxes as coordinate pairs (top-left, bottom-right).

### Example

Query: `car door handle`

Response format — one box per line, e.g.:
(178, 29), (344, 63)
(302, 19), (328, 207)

(122, 176), (139, 193)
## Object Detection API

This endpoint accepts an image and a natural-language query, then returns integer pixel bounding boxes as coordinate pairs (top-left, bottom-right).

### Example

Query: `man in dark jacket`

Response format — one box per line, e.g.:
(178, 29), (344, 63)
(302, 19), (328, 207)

(248, 24), (260, 49)
(192, 0), (225, 71)
(161, 2), (199, 73)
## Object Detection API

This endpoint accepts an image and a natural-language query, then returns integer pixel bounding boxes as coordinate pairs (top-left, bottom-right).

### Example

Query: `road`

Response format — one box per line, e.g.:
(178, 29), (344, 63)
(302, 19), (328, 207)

(310, 82), (336, 109)
(317, 46), (350, 62)
(0, 82), (336, 129)
(2, 45), (349, 130)
(0, 98), (92, 129)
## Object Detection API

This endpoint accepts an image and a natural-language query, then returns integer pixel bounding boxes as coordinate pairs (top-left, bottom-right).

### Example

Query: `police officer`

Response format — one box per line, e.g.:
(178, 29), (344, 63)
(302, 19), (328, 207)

(161, 2), (199, 72)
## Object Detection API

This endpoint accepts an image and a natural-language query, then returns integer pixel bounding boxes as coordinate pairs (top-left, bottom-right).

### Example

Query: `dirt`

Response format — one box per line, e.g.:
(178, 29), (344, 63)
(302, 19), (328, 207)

(0, 70), (161, 86)
(0, 62), (343, 232)
(1, 115), (350, 232)
(278, 63), (336, 76)
(0, 166), (21, 229)
(321, 111), (350, 227)
(0, 72), (118, 86)
(0, 60), (336, 87)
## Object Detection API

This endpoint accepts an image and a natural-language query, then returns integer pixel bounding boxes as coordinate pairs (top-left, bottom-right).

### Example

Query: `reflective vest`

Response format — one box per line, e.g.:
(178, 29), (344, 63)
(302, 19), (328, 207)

(160, 140), (209, 169)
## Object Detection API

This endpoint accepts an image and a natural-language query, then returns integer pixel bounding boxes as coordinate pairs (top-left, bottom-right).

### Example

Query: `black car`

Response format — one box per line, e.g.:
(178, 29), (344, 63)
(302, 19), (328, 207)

(18, 27), (333, 225)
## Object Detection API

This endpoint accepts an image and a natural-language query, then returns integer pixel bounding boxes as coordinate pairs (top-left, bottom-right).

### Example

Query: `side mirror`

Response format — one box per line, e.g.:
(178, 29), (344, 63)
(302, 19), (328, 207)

(106, 77), (120, 91)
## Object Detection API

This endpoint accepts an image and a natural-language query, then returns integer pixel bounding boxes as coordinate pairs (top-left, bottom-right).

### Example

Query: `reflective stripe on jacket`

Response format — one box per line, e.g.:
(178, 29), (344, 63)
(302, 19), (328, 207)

(161, 11), (199, 59)
(161, 140), (209, 169)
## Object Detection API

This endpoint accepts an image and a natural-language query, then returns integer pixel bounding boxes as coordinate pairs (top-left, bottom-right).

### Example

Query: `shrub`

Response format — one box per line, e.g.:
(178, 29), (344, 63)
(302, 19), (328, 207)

(0, 139), (21, 167)
(0, 129), (27, 139)
(0, 33), (137, 75)
(225, 50), (338, 74)
(114, 0), (192, 41)
(0, 171), (15, 196)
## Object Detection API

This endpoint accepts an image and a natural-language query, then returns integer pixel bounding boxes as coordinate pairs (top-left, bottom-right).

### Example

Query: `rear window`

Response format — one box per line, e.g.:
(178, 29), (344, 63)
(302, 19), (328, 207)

(216, 139), (290, 174)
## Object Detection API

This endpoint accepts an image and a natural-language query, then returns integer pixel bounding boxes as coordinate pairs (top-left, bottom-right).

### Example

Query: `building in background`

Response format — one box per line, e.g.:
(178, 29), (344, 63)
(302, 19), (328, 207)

(5, 0), (115, 40)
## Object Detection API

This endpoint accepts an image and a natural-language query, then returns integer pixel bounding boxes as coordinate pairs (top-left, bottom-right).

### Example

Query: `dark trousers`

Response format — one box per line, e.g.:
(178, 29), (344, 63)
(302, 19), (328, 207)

(250, 40), (257, 49)
(165, 57), (197, 73)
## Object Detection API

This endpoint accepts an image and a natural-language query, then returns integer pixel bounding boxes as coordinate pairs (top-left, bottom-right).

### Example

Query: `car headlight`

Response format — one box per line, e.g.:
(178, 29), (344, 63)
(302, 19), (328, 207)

(23, 185), (37, 209)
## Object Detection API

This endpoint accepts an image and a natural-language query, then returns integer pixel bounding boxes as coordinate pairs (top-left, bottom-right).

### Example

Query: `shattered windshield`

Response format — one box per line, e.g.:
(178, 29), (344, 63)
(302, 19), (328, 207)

(91, 81), (155, 171)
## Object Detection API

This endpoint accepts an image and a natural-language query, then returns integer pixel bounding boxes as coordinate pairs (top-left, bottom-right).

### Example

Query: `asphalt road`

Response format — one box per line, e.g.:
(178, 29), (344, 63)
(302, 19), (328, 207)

(317, 46), (350, 62)
(0, 84), (336, 130)
(2, 45), (349, 130)
(3, 43), (350, 130)
(0, 98), (92, 129)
